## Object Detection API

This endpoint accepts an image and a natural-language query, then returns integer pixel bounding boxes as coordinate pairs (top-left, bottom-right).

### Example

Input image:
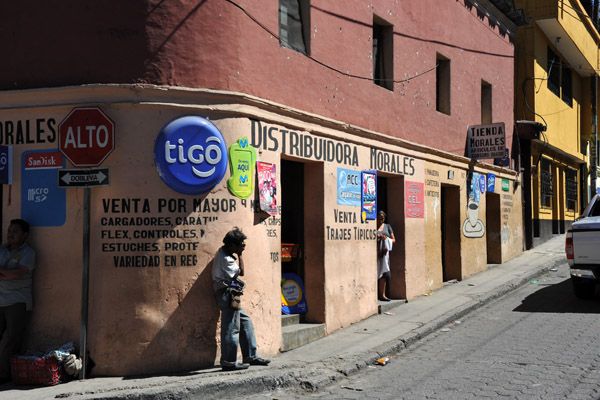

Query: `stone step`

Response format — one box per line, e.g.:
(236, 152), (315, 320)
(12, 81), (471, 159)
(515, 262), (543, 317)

(281, 313), (300, 327)
(378, 298), (407, 314)
(281, 322), (326, 352)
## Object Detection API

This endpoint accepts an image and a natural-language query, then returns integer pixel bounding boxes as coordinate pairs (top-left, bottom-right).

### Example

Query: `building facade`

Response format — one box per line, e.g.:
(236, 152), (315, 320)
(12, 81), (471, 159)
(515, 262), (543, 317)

(0, 0), (526, 375)
(515, 0), (600, 248)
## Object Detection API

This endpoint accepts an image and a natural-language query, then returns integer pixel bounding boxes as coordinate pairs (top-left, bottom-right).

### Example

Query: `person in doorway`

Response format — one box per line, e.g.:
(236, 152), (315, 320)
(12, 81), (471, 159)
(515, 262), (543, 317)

(0, 219), (36, 383)
(212, 227), (270, 371)
(377, 211), (395, 301)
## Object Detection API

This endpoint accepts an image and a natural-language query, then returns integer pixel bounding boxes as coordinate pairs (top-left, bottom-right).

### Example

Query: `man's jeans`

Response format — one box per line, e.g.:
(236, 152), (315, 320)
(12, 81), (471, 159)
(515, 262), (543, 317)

(220, 306), (258, 367)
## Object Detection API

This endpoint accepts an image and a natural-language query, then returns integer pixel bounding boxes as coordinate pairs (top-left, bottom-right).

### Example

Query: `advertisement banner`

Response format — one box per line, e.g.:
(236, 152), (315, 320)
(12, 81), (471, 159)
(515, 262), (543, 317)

(405, 181), (424, 218)
(257, 161), (277, 215)
(361, 170), (377, 221)
(337, 167), (361, 206)
(21, 149), (66, 227)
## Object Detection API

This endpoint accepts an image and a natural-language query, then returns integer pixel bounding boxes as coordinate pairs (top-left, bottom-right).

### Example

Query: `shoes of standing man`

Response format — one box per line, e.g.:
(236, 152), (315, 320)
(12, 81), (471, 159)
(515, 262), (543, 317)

(243, 357), (271, 366)
(221, 363), (249, 371)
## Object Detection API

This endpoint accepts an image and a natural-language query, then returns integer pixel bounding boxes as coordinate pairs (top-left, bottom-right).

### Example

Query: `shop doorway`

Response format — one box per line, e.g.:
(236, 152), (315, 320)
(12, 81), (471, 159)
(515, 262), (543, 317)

(377, 175), (406, 299)
(485, 191), (502, 263)
(441, 184), (461, 281)
(280, 159), (325, 323)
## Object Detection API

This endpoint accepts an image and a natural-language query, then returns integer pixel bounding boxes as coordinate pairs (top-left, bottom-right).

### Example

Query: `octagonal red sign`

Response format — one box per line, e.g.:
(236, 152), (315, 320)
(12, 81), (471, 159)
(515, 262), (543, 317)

(59, 107), (115, 167)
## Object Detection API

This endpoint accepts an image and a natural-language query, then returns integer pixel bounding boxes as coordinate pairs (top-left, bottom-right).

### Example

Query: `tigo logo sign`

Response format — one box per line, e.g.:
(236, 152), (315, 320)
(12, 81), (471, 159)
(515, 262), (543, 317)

(154, 116), (227, 195)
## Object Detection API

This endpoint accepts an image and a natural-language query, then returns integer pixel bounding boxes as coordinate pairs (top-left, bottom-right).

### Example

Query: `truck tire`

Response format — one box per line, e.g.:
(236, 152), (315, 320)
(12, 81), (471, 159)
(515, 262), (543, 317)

(572, 279), (595, 299)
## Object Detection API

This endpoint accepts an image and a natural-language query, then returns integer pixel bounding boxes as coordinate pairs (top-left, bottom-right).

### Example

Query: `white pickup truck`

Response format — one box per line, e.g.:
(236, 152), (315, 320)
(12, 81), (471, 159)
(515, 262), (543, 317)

(566, 194), (600, 298)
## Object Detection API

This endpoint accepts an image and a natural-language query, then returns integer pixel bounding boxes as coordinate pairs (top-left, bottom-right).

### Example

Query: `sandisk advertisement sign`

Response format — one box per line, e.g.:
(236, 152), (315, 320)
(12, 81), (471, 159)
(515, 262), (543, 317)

(154, 116), (228, 195)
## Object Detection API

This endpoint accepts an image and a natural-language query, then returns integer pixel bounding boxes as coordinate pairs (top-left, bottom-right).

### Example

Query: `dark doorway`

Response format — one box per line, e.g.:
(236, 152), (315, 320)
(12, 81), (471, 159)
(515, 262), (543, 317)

(441, 185), (461, 281)
(486, 191), (502, 264)
(281, 159), (305, 280)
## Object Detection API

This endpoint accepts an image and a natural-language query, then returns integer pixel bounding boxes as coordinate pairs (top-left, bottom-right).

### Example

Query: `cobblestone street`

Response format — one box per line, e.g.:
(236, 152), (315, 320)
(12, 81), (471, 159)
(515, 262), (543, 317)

(251, 264), (600, 400)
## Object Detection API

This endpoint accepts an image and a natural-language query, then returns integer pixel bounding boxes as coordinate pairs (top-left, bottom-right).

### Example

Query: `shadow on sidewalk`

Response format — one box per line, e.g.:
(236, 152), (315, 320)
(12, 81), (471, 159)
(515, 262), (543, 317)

(514, 279), (600, 314)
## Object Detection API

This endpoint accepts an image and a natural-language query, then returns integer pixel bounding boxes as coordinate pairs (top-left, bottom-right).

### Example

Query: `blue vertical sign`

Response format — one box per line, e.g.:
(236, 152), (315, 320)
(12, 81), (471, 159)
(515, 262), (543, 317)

(22, 149), (66, 227)
(0, 146), (12, 184)
(361, 170), (377, 221)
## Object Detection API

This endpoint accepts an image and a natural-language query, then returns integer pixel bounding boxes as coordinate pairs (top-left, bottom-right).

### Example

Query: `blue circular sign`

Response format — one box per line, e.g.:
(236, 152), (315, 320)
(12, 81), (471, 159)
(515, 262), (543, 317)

(154, 116), (227, 195)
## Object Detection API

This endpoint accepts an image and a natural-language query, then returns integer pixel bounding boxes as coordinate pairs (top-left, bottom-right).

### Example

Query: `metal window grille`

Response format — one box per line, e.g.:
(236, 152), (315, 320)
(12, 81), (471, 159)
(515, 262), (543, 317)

(566, 168), (577, 211)
(540, 158), (553, 207)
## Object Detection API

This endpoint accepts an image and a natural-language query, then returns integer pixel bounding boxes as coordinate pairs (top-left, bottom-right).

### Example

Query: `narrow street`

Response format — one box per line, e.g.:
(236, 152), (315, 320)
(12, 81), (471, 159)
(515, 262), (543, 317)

(251, 264), (600, 400)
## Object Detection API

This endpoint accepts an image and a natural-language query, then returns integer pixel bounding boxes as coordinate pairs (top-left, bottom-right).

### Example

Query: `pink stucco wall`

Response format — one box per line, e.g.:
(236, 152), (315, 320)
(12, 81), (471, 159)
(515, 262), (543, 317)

(0, 0), (516, 156)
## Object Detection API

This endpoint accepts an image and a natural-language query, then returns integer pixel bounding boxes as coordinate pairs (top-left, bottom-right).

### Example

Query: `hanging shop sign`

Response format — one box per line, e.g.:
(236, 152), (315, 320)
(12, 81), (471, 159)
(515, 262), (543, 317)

(0, 145), (12, 184)
(22, 149), (65, 227)
(337, 167), (361, 206)
(405, 181), (424, 218)
(257, 161), (277, 215)
(281, 272), (308, 315)
(470, 172), (481, 202)
(361, 170), (377, 222)
(227, 137), (256, 199)
(154, 116), (227, 195)
(467, 122), (506, 160)
(502, 178), (510, 191)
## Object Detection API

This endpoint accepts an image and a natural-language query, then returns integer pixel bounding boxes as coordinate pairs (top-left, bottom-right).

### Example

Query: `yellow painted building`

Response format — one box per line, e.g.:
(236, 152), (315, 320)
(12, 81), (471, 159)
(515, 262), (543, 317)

(515, 0), (600, 247)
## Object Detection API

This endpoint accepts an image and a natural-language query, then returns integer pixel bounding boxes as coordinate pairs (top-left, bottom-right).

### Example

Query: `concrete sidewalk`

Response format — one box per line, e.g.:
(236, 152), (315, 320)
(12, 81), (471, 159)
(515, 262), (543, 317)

(1, 235), (567, 400)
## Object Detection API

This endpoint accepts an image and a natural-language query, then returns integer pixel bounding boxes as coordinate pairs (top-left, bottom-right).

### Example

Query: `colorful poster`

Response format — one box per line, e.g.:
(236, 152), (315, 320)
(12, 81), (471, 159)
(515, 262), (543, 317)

(361, 170), (377, 221)
(405, 181), (424, 218)
(337, 167), (361, 206)
(487, 173), (496, 192)
(281, 273), (308, 314)
(257, 161), (277, 215)
(471, 172), (480, 202)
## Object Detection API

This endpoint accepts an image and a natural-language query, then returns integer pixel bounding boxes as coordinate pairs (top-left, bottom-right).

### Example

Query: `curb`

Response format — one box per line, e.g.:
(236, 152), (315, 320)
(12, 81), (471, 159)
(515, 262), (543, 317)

(81, 256), (567, 400)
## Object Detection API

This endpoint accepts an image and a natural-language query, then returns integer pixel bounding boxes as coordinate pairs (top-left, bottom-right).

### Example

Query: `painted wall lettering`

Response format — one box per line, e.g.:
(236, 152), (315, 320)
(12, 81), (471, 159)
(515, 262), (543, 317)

(0, 118), (57, 145)
(369, 148), (415, 175)
(251, 119), (359, 166)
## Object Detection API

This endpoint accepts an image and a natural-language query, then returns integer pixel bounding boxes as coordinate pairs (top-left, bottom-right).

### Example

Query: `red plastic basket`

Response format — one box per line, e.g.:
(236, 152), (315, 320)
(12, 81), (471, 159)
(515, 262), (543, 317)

(10, 356), (64, 385)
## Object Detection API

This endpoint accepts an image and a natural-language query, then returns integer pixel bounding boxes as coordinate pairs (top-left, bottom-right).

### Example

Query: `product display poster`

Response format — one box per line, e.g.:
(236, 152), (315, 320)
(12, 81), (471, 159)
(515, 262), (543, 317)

(21, 149), (66, 227)
(337, 167), (361, 206)
(487, 173), (496, 192)
(281, 273), (308, 314)
(257, 161), (277, 215)
(361, 170), (377, 221)
(227, 137), (256, 199)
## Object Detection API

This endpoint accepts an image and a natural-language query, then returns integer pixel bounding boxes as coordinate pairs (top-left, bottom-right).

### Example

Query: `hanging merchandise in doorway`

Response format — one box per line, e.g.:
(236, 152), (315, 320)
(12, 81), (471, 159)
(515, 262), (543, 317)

(227, 137), (256, 199)
(361, 170), (377, 222)
(257, 161), (277, 215)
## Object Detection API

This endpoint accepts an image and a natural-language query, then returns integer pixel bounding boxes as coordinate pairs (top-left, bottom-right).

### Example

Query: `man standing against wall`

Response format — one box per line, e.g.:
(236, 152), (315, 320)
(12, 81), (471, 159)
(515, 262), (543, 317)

(212, 227), (270, 371)
(0, 219), (35, 383)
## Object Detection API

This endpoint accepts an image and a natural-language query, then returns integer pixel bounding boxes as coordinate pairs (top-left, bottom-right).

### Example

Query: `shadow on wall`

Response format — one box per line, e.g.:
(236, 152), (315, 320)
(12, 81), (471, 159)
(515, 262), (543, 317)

(139, 259), (220, 374)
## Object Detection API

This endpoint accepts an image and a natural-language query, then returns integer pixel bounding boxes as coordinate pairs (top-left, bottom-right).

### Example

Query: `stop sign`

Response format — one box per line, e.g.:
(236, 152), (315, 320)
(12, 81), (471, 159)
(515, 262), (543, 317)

(59, 107), (115, 167)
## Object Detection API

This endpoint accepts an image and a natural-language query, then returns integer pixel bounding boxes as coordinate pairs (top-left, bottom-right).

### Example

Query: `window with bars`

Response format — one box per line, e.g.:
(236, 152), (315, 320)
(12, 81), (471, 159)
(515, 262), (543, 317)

(566, 168), (577, 211)
(546, 47), (573, 107)
(562, 62), (572, 107)
(540, 158), (553, 208)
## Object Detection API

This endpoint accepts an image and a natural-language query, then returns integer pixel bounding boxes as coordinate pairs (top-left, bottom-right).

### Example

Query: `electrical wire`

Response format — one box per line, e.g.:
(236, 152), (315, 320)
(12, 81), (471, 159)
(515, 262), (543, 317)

(224, 0), (445, 84)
